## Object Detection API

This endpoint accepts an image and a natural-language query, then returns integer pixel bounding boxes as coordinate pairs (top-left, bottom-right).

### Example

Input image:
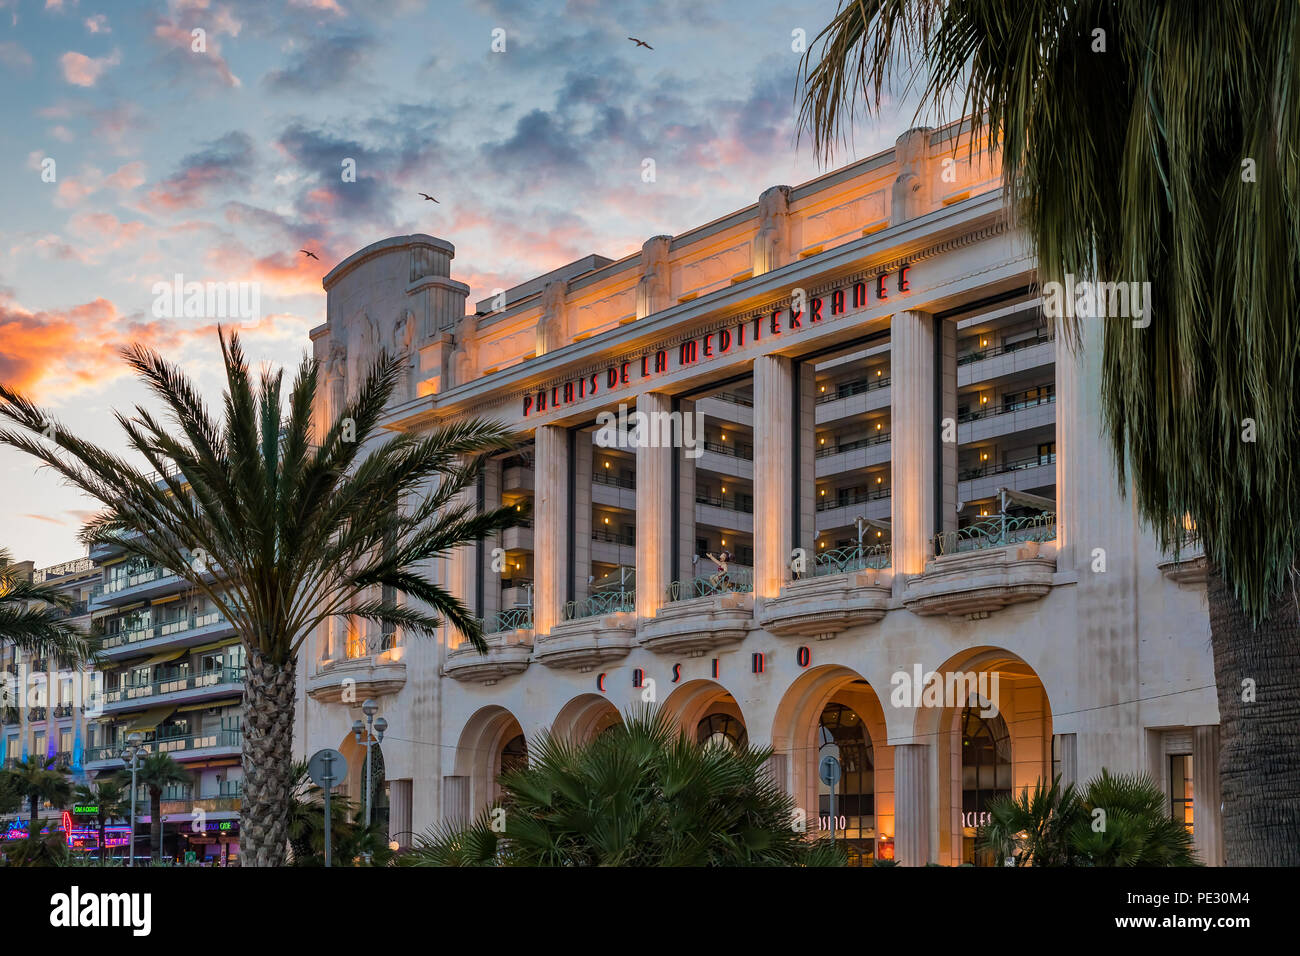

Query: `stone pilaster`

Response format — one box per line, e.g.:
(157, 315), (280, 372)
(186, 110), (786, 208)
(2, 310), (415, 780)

(447, 481), (479, 645)
(796, 361), (817, 560)
(1193, 725), (1224, 866)
(938, 319), (958, 532)
(533, 425), (569, 636)
(572, 436), (593, 605)
(1054, 732), (1078, 788)
(753, 355), (795, 600)
(677, 398), (697, 584)
(635, 392), (674, 618)
(893, 743), (932, 866)
(890, 310), (936, 594)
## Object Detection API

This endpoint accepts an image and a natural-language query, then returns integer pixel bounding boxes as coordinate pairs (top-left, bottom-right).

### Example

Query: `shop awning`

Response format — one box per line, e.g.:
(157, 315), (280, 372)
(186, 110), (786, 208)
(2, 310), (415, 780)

(190, 637), (240, 654)
(126, 705), (176, 733)
(134, 649), (185, 668)
(997, 487), (1056, 512)
(151, 593), (181, 605)
(176, 697), (241, 713)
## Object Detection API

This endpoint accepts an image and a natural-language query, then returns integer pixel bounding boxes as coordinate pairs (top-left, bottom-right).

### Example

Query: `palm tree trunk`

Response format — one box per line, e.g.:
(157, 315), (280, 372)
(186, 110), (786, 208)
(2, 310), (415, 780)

(151, 791), (162, 861)
(1207, 566), (1300, 864)
(241, 649), (297, 867)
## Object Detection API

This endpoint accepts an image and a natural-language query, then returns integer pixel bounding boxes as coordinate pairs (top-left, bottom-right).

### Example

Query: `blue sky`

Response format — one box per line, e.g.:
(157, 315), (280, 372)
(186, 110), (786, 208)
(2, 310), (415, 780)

(0, 0), (913, 566)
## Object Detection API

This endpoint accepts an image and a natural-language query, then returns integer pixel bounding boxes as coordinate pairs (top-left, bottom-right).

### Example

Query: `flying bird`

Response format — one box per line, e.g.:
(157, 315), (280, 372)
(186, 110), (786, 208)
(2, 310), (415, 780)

(419, 192), (440, 203)
(627, 37), (653, 49)
(300, 249), (319, 260)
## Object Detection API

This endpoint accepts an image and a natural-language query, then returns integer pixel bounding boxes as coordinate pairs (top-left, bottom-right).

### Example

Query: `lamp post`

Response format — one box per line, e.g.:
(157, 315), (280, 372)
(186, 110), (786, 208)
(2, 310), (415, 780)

(352, 700), (387, 860)
(120, 732), (143, 867)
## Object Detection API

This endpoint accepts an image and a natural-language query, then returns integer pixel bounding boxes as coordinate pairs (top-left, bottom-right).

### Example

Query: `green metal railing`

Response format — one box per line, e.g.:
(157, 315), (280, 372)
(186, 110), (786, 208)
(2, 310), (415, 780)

(105, 667), (244, 706)
(562, 589), (636, 620)
(87, 729), (243, 764)
(811, 544), (892, 576)
(481, 607), (533, 634)
(934, 513), (1057, 555)
(665, 565), (754, 602)
(101, 611), (226, 650)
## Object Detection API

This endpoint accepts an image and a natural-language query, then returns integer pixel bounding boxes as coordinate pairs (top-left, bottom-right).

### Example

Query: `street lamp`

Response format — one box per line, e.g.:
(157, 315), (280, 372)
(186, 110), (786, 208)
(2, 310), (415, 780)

(120, 732), (143, 867)
(352, 700), (387, 859)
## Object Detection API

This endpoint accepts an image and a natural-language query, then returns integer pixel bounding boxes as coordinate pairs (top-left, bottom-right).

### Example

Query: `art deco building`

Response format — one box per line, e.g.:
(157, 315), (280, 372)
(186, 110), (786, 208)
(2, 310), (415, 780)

(295, 119), (1219, 865)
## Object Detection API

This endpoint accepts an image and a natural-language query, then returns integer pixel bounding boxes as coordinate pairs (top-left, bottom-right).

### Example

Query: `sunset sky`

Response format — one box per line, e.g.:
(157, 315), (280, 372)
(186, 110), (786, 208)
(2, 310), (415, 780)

(0, 0), (914, 567)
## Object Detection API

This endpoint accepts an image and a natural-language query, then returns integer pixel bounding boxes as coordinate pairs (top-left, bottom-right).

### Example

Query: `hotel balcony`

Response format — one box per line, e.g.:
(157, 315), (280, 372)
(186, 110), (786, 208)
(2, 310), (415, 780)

(102, 667), (244, 715)
(1157, 534), (1208, 585)
(815, 431), (891, 476)
(638, 568), (754, 655)
(591, 470), (636, 509)
(695, 393), (753, 427)
(501, 524), (534, 552)
(814, 490), (892, 533)
(697, 441), (753, 481)
(814, 375), (891, 425)
(99, 611), (236, 661)
(958, 454), (1056, 505)
(89, 565), (184, 608)
(760, 546), (893, 639)
(502, 465), (534, 493)
(958, 396), (1056, 444)
(535, 591), (637, 670)
(444, 608), (533, 684)
(903, 515), (1058, 619)
(83, 729), (243, 771)
(957, 334), (1054, 387)
(307, 644), (406, 703)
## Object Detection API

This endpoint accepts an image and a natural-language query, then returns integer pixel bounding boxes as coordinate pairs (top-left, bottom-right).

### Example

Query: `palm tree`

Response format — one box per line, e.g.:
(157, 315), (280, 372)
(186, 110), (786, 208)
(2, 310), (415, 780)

(73, 779), (129, 865)
(3, 756), (72, 837)
(286, 758), (392, 866)
(0, 547), (96, 662)
(116, 751), (189, 863)
(798, 0), (1299, 865)
(979, 771), (1198, 866)
(0, 329), (520, 865)
(402, 707), (846, 867)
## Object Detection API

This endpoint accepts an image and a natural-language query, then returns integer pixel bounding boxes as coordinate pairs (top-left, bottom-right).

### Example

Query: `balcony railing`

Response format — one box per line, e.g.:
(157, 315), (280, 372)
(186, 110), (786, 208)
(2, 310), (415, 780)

(105, 667), (245, 705)
(958, 393), (1056, 424)
(711, 391), (754, 407)
(959, 452), (1056, 482)
(957, 331), (1053, 366)
(33, 557), (96, 583)
(665, 565), (754, 602)
(52, 704), (73, 719)
(2, 708), (18, 724)
(481, 607), (533, 635)
(816, 486), (890, 511)
(811, 543), (893, 576)
(816, 431), (890, 458)
(702, 440), (753, 460)
(592, 471), (635, 490)
(101, 611), (226, 650)
(102, 565), (173, 595)
(86, 729), (243, 764)
(591, 528), (635, 546)
(934, 513), (1058, 556)
(562, 589), (636, 620)
(815, 374), (890, 405)
(695, 493), (754, 513)
(28, 707), (46, 721)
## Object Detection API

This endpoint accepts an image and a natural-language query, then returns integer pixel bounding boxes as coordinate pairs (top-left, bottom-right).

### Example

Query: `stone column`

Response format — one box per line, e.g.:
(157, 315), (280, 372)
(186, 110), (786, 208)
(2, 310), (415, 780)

(389, 779), (413, 848)
(676, 398), (697, 584)
(796, 361), (817, 560)
(938, 320), (958, 533)
(441, 776), (469, 828)
(635, 392), (674, 618)
(891, 310), (936, 594)
(446, 482), (479, 646)
(1054, 732), (1078, 788)
(1193, 725), (1224, 866)
(893, 743), (932, 866)
(480, 458), (502, 624)
(753, 355), (795, 600)
(572, 435), (593, 606)
(533, 425), (570, 636)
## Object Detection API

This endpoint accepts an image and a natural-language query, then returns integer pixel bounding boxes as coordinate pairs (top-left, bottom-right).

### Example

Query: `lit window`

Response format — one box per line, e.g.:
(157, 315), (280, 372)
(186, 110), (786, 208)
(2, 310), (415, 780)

(1170, 754), (1194, 835)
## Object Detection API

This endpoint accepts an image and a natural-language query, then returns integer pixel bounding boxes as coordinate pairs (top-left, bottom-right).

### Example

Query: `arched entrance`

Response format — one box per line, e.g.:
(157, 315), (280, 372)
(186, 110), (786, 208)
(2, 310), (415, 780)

(771, 665), (890, 865)
(552, 693), (621, 744)
(661, 679), (747, 747)
(914, 647), (1054, 866)
(453, 705), (526, 814)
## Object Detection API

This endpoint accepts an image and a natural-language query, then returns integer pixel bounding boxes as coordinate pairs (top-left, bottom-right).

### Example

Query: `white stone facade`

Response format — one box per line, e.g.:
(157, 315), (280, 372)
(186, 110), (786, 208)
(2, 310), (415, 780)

(294, 120), (1221, 866)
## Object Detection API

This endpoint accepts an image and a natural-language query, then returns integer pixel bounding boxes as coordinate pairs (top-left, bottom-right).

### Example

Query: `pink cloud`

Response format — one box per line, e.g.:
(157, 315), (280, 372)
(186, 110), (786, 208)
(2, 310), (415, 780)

(84, 13), (108, 33)
(59, 49), (120, 87)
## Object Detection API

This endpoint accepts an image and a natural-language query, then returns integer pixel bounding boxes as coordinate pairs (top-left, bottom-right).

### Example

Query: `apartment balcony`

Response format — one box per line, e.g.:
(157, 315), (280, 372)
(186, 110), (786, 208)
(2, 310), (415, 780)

(444, 609), (533, 684)
(814, 432), (891, 477)
(957, 334), (1054, 387)
(639, 568), (754, 655)
(958, 396), (1056, 444)
(695, 500), (754, 535)
(591, 471), (636, 509)
(499, 584), (533, 609)
(83, 729), (244, 770)
(99, 611), (236, 661)
(502, 465), (534, 493)
(103, 667), (244, 714)
(536, 591), (637, 670)
(760, 545), (893, 638)
(903, 516), (1058, 619)
(814, 377), (891, 425)
(1, 708), (18, 725)
(90, 565), (183, 608)
(695, 394), (753, 427)
(51, 703), (74, 719)
(697, 443), (754, 482)
(307, 654), (406, 704)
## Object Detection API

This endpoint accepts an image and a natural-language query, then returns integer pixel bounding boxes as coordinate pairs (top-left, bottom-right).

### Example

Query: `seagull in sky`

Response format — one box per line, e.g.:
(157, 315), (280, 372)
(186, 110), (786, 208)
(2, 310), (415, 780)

(627, 37), (653, 50)
(419, 192), (440, 203)
(299, 249), (319, 260)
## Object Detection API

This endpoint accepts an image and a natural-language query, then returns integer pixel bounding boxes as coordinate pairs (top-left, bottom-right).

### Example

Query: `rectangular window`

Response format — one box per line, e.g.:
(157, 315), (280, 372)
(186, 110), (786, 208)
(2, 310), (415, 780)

(1170, 754), (1194, 834)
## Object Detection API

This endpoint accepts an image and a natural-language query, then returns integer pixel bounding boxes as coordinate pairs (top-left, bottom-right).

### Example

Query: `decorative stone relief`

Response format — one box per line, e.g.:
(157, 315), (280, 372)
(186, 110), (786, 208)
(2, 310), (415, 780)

(635, 235), (672, 319)
(536, 279), (569, 357)
(752, 185), (792, 276)
(681, 242), (751, 293)
(450, 313), (478, 388)
(892, 127), (932, 225)
(392, 309), (416, 402)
